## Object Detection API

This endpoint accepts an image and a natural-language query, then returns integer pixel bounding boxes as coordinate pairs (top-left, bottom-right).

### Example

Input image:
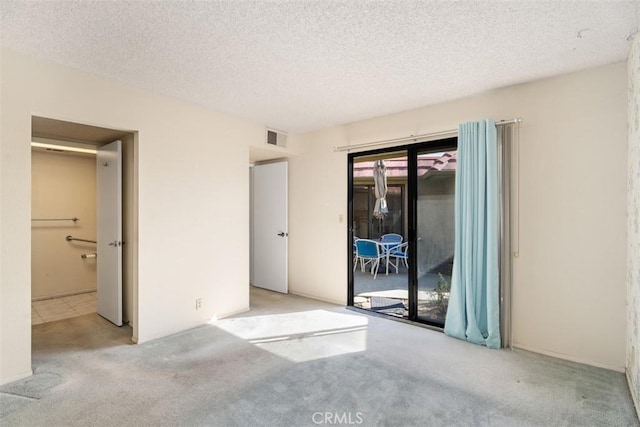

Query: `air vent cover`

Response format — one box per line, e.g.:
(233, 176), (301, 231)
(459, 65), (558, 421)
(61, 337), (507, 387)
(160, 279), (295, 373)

(266, 129), (287, 148)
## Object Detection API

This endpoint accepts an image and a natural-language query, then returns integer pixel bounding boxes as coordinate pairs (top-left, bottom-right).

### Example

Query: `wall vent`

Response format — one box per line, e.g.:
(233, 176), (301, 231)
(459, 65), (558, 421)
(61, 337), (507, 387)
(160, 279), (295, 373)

(266, 129), (287, 148)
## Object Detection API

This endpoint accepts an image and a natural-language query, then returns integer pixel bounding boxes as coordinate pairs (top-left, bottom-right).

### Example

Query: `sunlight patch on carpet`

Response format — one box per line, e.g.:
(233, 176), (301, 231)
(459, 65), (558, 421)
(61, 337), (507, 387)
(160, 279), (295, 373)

(215, 309), (368, 362)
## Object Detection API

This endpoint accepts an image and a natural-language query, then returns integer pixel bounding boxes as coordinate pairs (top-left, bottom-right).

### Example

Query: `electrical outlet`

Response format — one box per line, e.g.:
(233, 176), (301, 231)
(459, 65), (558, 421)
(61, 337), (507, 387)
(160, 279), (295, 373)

(196, 298), (203, 310)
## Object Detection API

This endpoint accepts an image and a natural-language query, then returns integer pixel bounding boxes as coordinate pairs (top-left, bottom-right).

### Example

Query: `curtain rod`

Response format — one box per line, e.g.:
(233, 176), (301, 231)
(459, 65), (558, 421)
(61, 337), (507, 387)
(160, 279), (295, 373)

(333, 117), (522, 152)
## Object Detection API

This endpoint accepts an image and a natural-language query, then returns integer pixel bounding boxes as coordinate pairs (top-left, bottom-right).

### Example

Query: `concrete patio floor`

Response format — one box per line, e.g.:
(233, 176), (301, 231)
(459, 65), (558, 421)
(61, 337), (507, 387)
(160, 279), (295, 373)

(353, 264), (450, 324)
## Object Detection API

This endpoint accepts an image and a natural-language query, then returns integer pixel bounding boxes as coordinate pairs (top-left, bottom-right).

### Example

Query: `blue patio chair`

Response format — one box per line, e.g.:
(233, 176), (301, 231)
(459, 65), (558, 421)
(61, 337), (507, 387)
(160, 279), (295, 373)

(381, 233), (403, 252)
(381, 233), (403, 243)
(354, 239), (385, 279)
(388, 242), (409, 273)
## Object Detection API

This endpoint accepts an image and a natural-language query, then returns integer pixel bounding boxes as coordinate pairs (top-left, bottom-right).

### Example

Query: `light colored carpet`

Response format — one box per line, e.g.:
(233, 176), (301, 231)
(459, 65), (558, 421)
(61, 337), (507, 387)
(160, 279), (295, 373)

(1, 287), (637, 426)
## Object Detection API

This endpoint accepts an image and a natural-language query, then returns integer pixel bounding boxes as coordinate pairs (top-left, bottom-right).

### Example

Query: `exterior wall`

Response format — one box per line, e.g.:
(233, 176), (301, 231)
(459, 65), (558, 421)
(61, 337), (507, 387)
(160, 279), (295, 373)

(31, 149), (97, 299)
(417, 174), (455, 275)
(627, 32), (640, 413)
(289, 62), (628, 371)
(0, 49), (293, 385)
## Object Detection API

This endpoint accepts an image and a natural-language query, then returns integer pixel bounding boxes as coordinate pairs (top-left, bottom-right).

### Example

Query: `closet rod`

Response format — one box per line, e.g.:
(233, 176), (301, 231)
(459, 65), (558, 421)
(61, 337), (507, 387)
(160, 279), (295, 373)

(32, 217), (79, 222)
(333, 117), (522, 152)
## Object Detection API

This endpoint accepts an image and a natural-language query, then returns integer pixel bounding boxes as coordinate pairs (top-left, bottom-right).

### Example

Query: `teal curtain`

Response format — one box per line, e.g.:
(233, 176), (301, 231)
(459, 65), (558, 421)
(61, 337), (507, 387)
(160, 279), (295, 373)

(444, 119), (501, 349)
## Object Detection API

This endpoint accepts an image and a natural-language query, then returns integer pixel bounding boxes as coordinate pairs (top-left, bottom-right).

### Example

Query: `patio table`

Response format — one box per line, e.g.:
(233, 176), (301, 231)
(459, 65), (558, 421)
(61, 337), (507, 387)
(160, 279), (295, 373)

(377, 240), (401, 275)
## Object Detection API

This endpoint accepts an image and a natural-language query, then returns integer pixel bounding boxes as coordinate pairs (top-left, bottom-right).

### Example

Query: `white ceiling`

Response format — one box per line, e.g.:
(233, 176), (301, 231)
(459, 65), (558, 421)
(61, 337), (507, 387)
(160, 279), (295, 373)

(1, 1), (639, 133)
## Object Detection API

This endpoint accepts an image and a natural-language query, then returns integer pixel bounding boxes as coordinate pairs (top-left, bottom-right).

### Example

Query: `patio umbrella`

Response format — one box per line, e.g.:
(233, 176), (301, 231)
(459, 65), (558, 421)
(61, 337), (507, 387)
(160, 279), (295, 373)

(373, 159), (388, 219)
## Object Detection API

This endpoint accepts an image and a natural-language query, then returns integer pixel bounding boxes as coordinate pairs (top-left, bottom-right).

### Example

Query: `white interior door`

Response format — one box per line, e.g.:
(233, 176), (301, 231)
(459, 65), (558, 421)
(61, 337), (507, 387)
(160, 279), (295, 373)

(251, 161), (288, 293)
(97, 140), (123, 326)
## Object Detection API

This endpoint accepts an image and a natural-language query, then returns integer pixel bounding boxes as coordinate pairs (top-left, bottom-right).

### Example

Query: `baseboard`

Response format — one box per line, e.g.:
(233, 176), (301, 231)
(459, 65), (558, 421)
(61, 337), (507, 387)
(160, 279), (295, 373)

(0, 369), (32, 386)
(288, 290), (344, 306)
(216, 306), (250, 319)
(512, 343), (625, 373)
(627, 370), (640, 421)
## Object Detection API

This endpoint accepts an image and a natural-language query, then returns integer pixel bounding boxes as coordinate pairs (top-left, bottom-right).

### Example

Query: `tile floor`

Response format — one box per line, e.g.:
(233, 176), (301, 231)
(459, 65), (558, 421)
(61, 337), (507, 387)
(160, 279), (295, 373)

(32, 292), (97, 325)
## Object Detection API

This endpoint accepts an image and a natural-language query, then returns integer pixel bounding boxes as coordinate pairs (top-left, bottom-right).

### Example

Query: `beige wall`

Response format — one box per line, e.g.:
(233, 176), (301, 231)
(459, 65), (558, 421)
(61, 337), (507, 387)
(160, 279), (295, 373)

(289, 62), (628, 371)
(0, 49), (295, 385)
(31, 149), (97, 299)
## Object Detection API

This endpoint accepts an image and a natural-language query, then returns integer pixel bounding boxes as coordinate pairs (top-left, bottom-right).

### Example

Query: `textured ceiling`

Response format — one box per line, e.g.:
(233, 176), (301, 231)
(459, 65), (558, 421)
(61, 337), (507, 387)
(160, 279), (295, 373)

(1, 1), (639, 133)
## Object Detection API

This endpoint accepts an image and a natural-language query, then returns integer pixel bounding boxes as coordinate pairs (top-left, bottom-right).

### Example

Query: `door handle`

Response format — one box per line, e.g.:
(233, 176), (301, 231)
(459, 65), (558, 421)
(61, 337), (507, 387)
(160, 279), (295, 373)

(277, 232), (288, 237)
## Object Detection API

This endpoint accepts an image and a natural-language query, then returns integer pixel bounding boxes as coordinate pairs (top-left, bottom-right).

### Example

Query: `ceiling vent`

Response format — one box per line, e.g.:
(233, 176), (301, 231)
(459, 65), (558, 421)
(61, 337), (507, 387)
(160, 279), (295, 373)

(266, 129), (287, 148)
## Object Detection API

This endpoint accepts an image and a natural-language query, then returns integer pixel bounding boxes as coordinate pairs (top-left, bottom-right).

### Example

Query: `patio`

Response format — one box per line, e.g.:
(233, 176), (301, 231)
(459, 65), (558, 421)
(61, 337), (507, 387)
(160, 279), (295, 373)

(353, 264), (450, 324)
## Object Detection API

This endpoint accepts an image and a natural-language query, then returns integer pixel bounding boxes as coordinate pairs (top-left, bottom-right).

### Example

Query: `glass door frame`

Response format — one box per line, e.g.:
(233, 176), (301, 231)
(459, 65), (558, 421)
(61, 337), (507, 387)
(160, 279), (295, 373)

(347, 137), (458, 327)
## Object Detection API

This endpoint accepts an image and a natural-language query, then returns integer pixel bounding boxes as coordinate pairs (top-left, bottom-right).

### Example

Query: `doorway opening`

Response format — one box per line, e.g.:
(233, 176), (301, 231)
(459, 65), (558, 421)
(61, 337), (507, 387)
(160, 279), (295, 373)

(348, 138), (457, 328)
(30, 116), (137, 341)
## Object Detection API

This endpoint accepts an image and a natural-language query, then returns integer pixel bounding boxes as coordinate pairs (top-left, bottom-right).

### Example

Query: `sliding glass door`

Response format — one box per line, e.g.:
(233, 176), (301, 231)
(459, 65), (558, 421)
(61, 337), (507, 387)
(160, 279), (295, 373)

(348, 138), (457, 327)
(415, 149), (457, 325)
(350, 151), (408, 318)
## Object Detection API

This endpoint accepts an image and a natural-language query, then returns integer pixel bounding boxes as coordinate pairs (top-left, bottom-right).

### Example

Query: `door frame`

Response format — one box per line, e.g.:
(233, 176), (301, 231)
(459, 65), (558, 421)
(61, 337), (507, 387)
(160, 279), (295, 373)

(347, 137), (458, 327)
(250, 160), (289, 294)
(29, 116), (138, 340)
